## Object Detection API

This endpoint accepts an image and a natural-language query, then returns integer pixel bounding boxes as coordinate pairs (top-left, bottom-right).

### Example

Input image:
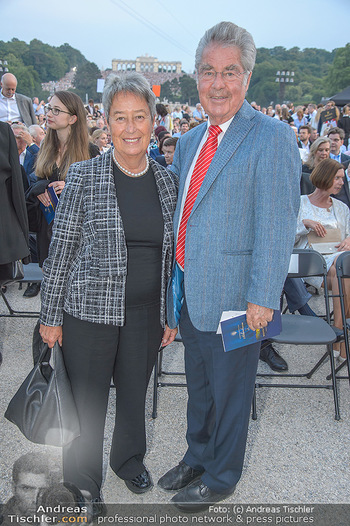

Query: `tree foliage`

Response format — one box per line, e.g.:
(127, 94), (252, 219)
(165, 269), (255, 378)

(326, 44), (350, 94)
(0, 38), (87, 98)
(0, 37), (349, 107)
(73, 61), (101, 102)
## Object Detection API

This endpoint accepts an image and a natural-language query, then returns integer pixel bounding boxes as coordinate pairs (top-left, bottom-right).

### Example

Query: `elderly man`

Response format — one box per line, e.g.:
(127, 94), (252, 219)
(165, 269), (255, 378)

(0, 73), (36, 127)
(158, 21), (301, 512)
(28, 124), (46, 147)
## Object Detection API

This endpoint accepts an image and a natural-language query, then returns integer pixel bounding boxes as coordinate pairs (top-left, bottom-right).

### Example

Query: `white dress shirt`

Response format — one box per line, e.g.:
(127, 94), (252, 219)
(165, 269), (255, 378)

(0, 91), (22, 123)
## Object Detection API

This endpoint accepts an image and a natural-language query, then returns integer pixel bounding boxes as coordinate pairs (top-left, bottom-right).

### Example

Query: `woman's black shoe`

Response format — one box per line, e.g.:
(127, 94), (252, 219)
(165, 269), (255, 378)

(125, 470), (153, 494)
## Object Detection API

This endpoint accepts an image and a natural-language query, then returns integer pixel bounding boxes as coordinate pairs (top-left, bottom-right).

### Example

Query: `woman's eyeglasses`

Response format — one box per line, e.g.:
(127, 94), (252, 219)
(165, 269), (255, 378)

(44, 105), (72, 116)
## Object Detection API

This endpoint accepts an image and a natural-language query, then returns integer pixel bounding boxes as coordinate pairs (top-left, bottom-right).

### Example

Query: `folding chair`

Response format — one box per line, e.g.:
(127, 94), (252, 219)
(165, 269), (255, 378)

(325, 251), (350, 385)
(0, 263), (42, 318)
(253, 249), (340, 421)
(152, 332), (186, 419)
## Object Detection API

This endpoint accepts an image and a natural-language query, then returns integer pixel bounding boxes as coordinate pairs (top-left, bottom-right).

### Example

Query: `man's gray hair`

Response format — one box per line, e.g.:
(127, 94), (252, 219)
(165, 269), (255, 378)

(28, 124), (42, 138)
(195, 21), (256, 84)
(102, 72), (156, 122)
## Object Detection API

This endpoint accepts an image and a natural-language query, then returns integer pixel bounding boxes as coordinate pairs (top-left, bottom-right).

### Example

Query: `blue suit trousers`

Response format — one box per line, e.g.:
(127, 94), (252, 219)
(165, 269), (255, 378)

(180, 297), (261, 493)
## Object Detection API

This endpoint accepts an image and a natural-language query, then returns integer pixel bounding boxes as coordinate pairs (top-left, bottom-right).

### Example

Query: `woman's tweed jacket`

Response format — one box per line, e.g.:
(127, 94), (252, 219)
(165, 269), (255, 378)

(40, 149), (178, 328)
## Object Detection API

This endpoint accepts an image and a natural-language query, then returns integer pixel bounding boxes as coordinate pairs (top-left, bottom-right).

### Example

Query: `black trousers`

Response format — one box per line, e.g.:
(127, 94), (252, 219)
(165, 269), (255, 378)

(62, 304), (163, 499)
(180, 298), (260, 493)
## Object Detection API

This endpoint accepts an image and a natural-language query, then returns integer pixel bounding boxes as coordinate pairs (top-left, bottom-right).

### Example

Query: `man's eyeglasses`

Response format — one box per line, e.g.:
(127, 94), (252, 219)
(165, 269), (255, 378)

(198, 69), (248, 83)
(44, 105), (72, 116)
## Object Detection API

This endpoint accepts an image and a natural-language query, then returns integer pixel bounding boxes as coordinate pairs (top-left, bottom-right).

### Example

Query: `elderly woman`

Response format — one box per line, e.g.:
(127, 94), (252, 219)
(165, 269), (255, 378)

(295, 158), (350, 362)
(39, 72), (178, 513)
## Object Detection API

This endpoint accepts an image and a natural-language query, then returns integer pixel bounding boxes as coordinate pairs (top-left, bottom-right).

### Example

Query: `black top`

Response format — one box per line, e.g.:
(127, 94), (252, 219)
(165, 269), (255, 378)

(113, 162), (164, 307)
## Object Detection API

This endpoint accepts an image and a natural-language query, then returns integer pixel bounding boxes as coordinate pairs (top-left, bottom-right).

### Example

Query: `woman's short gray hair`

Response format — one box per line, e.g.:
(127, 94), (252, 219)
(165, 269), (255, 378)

(195, 21), (256, 85)
(102, 72), (156, 122)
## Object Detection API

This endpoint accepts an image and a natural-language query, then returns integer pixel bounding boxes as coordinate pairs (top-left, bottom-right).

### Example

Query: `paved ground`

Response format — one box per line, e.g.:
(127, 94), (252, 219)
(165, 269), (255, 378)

(1, 282), (350, 512)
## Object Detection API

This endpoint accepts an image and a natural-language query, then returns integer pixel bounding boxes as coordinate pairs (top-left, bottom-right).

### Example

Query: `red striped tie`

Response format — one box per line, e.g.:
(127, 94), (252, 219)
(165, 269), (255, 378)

(176, 124), (222, 269)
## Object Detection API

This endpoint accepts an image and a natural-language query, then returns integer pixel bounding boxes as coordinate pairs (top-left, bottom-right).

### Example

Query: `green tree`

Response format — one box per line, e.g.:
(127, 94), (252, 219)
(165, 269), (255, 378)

(73, 61), (101, 101)
(179, 75), (198, 105)
(326, 44), (350, 94)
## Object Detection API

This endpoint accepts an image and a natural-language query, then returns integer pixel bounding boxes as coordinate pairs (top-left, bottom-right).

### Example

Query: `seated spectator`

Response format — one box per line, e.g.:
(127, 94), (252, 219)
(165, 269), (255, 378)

(181, 105), (191, 121)
(173, 118), (190, 137)
(172, 117), (180, 135)
(192, 103), (206, 123)
(293, 107), (307, 131)
(171, 105), (182, 120)
(156, 103), (172, 132)
(91, 128), (109, 154)
(155, 137), (178, 168)
(295, 158), (350, 363)
(32, 97), (45, 117)
(310, 127), (318, 144)
(298, 125), (311, 152)
(327, 127), (350, 167)
(300, 136), (331, 194)
(96, 117), (105, 129)
(281, 106), (293, 124)
(28, 124), (45, 147)
(11, 123), (38, 185)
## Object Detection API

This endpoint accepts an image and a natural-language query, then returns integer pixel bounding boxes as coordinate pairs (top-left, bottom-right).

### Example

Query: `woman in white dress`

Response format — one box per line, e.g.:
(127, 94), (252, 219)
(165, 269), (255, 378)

(295, 158), (350, 361)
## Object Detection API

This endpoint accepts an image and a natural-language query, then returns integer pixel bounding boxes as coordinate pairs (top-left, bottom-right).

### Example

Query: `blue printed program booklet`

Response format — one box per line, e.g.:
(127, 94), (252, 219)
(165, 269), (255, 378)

(39, 186), (58, 225)
(220, 310), (282, 352)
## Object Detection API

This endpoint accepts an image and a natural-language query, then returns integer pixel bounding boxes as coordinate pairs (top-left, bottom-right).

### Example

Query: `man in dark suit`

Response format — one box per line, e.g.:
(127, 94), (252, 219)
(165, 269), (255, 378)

(0, 73), (36, 127)
(328, 127), (350, 208)
(158, 21), (301, 512)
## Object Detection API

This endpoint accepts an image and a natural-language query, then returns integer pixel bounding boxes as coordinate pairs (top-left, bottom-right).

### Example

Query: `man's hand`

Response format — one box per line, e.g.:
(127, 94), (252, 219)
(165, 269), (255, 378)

(246, 303), (273, 331)
(39, 325), (63, 348)
(162, 325), (178, 346)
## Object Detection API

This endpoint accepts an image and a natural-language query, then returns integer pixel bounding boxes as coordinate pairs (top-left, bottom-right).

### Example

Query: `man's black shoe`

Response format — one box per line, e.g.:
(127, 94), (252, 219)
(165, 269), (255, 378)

(171, 479), (235, 513)
(158, 461), (204, 491)
(259, 343), (288, 371)
(125, 470), (153, 494)
(23, 282), (40, 298)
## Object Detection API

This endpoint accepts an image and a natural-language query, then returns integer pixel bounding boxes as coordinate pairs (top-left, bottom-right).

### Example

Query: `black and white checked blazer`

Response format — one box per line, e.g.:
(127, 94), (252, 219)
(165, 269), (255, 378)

(40, 149), (178, 328)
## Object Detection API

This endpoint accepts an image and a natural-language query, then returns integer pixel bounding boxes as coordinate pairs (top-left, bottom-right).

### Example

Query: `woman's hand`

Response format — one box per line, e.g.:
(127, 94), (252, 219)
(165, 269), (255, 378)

(37, 190), (51, 207)
(336, 236), (350, 251)
(302, 219), (327, 237)
(161, 325), (178, 347)
(49, 181), (65, 196)
(39, 325), (63, 348)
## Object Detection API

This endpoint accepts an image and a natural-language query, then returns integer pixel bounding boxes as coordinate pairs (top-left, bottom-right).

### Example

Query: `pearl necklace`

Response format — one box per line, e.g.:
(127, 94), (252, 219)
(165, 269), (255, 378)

(112, 149), (149, 177)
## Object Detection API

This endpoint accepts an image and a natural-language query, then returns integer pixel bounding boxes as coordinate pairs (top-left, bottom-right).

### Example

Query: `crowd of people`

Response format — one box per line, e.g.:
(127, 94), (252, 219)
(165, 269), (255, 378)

(1, 18), (350, 519)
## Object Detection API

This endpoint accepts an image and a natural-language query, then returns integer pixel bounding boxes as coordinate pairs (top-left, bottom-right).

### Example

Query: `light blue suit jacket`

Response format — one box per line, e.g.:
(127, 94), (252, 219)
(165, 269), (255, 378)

(167, 100), (301, 332)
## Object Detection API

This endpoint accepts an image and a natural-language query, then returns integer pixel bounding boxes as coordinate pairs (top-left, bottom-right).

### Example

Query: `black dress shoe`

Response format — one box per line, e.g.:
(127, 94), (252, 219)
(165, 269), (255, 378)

(171, 479), (235, 513)
(125, 470), (153, 494)
(23, 282), (40, 298)
(158, 461), (204, 491)
(259, 343), (288, 371)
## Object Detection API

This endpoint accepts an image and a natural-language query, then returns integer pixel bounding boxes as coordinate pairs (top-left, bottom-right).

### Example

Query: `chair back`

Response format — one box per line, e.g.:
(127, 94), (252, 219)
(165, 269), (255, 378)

(335, 251), (350, 279)
(288, 249), (327, 279)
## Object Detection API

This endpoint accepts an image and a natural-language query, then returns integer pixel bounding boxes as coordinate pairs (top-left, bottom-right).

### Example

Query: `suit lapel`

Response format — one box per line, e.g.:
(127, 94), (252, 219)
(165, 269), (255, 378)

(191, 101), (256, 215)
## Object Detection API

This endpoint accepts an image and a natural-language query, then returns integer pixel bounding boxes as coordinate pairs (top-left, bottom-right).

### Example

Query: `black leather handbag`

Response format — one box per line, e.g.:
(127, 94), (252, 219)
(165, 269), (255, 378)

(0, 260), (24, 283)
(5, 342), (80, 446)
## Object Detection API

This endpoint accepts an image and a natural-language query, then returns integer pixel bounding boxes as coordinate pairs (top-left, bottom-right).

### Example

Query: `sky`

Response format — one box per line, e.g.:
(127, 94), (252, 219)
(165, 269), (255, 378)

(1, 0), (350, 74)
